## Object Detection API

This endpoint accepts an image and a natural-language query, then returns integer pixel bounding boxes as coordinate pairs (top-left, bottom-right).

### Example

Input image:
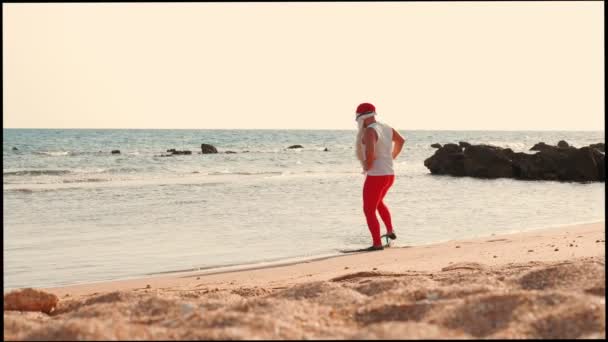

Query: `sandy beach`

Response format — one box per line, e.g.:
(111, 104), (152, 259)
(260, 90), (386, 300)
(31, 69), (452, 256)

(4, 221), (605, 339)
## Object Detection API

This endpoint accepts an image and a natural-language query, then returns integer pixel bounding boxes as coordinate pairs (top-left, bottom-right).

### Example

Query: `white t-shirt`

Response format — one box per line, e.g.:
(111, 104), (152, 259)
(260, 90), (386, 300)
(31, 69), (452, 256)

(363, 122), (394, 176)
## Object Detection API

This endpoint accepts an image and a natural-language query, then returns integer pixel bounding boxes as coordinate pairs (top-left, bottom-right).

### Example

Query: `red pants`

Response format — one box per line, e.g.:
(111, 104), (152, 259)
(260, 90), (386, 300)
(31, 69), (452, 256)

(363, 175), (395, 246)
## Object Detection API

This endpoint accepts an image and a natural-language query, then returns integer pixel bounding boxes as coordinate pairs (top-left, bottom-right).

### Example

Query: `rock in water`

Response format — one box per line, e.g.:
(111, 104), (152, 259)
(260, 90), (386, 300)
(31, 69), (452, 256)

(588, 143), (605, 152)
(201, 144), (218, 154)
(430, 143), (442, 149)
(425, 141), (604, 182)
(4, 288), (59, 314)
(111, 150), (120, 154)
(557, 140), (570, 148)
(12, 147), (18, 151)
(424, 143), (465, 176)
(463, 145), (514, 179)
(287, 145), (303, 149)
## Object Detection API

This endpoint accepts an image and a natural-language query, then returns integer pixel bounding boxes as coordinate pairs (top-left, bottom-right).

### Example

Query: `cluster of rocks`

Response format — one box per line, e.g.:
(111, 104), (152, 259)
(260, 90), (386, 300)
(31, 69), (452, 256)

(15, 143), (327, 156)
(424, 140), (605, 182)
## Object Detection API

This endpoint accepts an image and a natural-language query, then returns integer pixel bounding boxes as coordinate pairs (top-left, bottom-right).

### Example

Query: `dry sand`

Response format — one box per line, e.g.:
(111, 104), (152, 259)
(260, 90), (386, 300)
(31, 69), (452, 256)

(4, 221), (605, 339)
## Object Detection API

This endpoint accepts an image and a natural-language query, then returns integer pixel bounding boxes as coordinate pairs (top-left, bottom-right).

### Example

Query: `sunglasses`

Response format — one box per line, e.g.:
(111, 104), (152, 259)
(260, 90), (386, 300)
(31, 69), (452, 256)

(355, 111), (375, 121)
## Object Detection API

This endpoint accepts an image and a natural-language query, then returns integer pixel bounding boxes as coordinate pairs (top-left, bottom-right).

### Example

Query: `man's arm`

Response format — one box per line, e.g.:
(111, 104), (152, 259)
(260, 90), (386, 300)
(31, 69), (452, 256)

(363, 127), (377, 171)
(391, 128), (405, 159)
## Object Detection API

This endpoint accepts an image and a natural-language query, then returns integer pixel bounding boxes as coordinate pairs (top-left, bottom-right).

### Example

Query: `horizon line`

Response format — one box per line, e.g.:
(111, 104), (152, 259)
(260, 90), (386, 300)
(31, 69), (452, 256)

(2, 127), (605, 132)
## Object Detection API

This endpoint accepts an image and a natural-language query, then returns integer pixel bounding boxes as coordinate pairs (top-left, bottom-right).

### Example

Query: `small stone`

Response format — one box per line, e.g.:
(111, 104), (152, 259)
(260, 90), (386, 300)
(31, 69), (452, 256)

(493, 255), (497, 258)
(111, 150), (120, 154)
(344, 266), (349, 270)
(146, 284), (151, 289)
(372, 267), (378, 270)
(528, 250), (534, 252)
(569, 244), (574, 247)
(196, 277), (200, 280)
(455, 245), (461, 248)
(554, 248), (559, 251)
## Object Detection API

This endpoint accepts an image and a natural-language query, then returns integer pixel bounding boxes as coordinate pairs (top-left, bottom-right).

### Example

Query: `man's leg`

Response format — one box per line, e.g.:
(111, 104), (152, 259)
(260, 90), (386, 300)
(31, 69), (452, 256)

(363, 176), (385, 247)
(377, 175), (395, 234)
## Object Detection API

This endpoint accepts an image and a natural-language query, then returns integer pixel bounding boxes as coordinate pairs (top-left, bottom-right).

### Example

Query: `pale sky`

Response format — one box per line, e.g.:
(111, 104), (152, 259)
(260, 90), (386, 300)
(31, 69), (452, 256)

(2, 2), (604, 130)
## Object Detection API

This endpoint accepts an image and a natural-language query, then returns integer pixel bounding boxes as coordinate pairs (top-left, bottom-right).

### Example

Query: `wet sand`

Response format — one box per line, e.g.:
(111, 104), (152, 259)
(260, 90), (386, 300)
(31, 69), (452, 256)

(4, 221), (605, 339)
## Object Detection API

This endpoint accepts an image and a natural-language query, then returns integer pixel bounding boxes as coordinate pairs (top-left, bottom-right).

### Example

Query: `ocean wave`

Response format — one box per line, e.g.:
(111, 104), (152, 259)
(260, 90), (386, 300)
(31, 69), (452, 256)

(206, 171), (283, 176)
(33, 151), (70, 156)
(3, 170), (72, 177)
(61, 178), (108, 184)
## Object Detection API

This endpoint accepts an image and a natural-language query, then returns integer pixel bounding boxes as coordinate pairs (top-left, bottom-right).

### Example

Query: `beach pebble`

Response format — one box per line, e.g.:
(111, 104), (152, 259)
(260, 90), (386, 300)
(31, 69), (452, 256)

(455, 245), (461, 248)
(344, 267), (349, 270)
(528, 250), (534, 252)
(554, 248), (559, 251)
(111, 150), (120, 154)
(3, 288), (59, 314)
(146, 284), (151, 289)
(493, 255), (497, 258)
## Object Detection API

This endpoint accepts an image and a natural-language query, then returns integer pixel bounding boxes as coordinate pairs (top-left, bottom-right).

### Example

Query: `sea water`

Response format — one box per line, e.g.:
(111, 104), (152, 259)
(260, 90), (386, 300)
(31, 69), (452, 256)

(3, 129), (605, 289)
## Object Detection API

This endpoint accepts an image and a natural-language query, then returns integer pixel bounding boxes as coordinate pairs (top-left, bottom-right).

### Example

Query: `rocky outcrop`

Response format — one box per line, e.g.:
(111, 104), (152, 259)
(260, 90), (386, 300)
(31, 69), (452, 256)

(166, 149), (192, 155)
(588, 143), (605, 152)
(201, 144), (218, 154)
(431, 143), (442, 149)
(287, 145), (303, 149)
(424, 141), (605, 182)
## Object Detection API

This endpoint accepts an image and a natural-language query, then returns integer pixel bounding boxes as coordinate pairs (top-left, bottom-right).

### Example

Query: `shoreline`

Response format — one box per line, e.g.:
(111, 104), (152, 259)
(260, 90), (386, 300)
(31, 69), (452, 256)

(41, 221), (605, 300)
(15, 219), (598, 293)
(5, 220), (604, 340)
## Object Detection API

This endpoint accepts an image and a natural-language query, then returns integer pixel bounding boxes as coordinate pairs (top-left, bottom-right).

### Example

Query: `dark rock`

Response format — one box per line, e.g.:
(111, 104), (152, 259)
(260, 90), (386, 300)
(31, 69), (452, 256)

(588, 143), (605, 152)
(530, 142), (554, 152)
(324, 148), (329, 152)
(225, 151), (237, 154)
(287, 145), (303, 149)
(111, 150), (120, 154)
(462, 145), (513, 178)
(426, 141), (604, 182)
(424, 143), (465, 176)
(201, 144), (218, 154)
(166, 149), (192, 155)
(12, 147), (18, 151)
(557, 140), (569, 148)
(458, 141), (471, 148)
(430, 143), (442, 149)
